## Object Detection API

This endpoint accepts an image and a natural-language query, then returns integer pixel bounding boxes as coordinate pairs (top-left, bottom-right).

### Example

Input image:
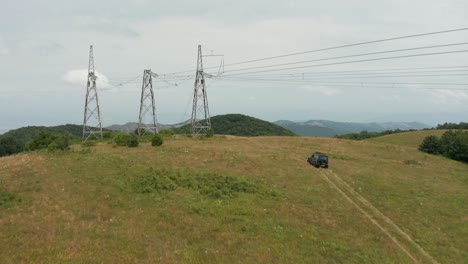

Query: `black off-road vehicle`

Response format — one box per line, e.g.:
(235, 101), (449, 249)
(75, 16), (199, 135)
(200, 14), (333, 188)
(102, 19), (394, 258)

(307, 152), (329, 168)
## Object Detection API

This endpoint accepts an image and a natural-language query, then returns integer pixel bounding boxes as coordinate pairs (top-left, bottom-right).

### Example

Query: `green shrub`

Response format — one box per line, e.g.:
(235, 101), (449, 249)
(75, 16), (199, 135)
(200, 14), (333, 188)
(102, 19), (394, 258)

(418, 135), (441, 154)
(133, 168), (259, 198)
(440, 130), (468, 162)
(113, 133), (129, 146)
(48, 132), (71, 151)
(0, 137), (24, 157)
(102, 131), (113, 139)
(28, 131), (56, 150)
(419, 131), (468, 163)
(81, 140), (97, 147)
(151, 134), (164, 146)
(127, 133), (139, 147)
(28, 131), (72, 151)
(206, 129), (214, 138)
(159, 129), (175, 137)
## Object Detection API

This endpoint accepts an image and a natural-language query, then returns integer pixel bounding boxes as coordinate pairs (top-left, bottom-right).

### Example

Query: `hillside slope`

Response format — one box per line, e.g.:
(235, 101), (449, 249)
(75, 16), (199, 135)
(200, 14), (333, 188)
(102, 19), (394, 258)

(366, 130), (448, 148)
(274, 120), (430, 137)
(0, 124), (86, 144)
(0, 133), (466, 263)
(177, 114), (296, 136)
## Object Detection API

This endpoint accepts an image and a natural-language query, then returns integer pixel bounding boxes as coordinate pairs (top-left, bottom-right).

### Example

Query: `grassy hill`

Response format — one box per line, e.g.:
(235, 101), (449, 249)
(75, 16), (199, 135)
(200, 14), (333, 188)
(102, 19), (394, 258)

(366, 129), (448, 148)
(176, 114), (296, 136)
(0, 124), (88, 144)
(0, 133), (467, 263)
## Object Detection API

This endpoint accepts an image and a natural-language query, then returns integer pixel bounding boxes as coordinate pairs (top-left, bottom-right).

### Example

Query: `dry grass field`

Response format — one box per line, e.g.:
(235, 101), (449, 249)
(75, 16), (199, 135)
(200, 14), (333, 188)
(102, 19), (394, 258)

(0, 132), (466, 263)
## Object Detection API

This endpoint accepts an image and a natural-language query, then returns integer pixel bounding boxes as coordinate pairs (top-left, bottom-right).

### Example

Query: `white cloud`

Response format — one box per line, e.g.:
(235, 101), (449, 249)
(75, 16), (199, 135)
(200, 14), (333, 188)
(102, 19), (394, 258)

(301, 85), (339, 96)
(62, 69), (111, 89)
(430, 89), (468, 104)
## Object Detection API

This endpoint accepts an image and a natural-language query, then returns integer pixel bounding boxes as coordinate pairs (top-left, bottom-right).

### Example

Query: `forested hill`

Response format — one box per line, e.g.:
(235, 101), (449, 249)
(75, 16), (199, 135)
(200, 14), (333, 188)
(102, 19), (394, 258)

(175, 114), (296, 136)
(0, 124), (85, 144)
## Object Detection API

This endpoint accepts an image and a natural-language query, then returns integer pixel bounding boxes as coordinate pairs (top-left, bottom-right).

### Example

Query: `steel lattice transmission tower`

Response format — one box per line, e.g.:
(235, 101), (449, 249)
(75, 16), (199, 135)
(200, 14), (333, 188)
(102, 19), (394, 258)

(82, 45), (103, 141)
(191, 45), (211, 137)
(137, 70), (159, 135)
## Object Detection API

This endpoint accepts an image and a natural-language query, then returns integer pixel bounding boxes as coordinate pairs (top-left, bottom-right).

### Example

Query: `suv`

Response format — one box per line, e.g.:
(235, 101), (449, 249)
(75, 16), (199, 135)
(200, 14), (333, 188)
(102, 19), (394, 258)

(307, 152), (328, 168)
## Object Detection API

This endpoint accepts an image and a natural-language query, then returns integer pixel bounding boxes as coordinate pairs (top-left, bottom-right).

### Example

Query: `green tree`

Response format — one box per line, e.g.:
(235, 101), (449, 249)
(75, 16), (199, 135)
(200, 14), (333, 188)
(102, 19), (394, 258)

(28, 131), (56, 151)
(48, 133), (72, 151)
(418, 135), (441, 154)
(0, 137), (24, 157)
(440, 130), (468, 162)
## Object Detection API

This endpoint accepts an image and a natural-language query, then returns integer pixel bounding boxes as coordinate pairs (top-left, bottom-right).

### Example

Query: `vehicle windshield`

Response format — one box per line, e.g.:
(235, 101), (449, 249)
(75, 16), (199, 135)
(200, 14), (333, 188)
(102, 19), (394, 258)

(319, 156), (328, 161)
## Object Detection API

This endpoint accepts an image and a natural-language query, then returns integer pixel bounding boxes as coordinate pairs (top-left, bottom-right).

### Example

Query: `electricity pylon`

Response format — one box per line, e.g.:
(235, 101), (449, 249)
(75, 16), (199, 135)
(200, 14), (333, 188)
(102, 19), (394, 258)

(191, 45), (211, 137)
(82, 45), (103, 141)
(137, 70), (159, 135)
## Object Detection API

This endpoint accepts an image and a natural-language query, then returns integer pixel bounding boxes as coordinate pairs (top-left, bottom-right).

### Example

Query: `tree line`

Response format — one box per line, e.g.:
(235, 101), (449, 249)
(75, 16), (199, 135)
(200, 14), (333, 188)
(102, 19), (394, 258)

(419, 130), (468, 163)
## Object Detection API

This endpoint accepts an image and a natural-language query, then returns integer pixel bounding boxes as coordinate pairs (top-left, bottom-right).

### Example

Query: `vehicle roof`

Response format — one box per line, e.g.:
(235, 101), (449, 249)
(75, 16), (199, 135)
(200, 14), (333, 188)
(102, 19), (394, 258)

(313, 152), (328, 156)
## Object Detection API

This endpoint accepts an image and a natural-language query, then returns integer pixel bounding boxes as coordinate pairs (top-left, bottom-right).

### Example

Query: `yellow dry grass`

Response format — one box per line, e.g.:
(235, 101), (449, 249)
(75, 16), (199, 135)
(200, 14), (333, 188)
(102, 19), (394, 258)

(0, 134), (466, 263)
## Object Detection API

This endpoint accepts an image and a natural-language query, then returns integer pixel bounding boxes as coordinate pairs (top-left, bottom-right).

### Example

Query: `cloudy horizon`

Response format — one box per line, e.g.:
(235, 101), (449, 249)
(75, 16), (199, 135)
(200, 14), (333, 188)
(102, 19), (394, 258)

(1, 0), (467, 131)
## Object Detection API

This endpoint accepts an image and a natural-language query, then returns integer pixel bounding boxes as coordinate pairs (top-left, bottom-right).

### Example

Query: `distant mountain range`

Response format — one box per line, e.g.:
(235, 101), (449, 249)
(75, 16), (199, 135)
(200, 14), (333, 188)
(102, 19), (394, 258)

(105, 120), (191, 133)
(0, 117), (432, 143)
(273, 120), (431, 137)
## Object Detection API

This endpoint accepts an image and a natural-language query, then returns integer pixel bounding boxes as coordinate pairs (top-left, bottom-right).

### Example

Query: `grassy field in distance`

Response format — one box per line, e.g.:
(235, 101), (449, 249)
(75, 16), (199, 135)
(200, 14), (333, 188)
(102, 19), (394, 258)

(365, 129), (448, 149)
(0, 132), (466, 263)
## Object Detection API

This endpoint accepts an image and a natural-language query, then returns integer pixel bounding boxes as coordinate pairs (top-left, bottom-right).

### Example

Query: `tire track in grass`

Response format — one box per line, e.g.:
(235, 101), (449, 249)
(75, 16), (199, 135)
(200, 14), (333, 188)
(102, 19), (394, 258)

(315, 168), (420, 263)
(323, 169), (439, 264)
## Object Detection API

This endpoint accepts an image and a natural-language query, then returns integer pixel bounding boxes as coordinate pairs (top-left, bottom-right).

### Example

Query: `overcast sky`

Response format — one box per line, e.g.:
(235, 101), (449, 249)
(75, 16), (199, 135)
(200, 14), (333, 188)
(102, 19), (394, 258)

(1, 0), (467, 130)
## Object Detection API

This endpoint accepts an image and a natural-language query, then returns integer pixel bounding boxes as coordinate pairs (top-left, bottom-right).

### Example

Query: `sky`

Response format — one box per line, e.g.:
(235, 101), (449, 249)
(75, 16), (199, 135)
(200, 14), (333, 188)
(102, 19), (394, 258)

(1, 0), (467, 131)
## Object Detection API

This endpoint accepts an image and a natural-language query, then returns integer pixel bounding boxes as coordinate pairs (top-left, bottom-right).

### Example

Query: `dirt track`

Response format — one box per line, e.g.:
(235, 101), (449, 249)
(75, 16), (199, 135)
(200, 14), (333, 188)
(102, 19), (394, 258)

(315, 168), (439, 264)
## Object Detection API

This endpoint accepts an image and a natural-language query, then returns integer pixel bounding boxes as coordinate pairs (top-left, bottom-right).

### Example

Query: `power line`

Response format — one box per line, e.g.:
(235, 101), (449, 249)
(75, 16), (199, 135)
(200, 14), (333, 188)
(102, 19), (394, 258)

(221, 70), (468, 79)
(220, 73), (468, 80)
(158, 27), (468, 75)
(215, 78), (468, 90)
(218, 42), (468, 73)
(217, 76), (468, 86)
(219, 50), (468, 76)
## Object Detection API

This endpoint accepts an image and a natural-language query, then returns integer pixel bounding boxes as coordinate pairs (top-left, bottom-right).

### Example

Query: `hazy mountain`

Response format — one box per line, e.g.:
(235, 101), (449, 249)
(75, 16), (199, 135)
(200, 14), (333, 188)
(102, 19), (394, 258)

(105, 120), (191, 133)
(274, 120), (431, 137)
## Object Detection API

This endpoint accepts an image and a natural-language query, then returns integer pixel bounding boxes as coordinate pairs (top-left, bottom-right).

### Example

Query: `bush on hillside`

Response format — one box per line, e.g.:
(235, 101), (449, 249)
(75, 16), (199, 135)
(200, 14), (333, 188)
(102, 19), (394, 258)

(151, 134), (164, 146)
(0, 137), (24, 157)
(134, 168), (259, 199)
(81, 140), (97, 147)
(127, 133), (139, 147)
(28, 131), (72, 151)
(48, 133), (72, 151)
(159, 129), (175, 137)
(28, 131), (56, 151)
(439, 130), (468, 162)
(113, 133), (129, 146)
(418, 135), (441, 154)
(206, 128), (214, 138)
(102, 131), (113, 139)
(419, 130), (468, 163)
